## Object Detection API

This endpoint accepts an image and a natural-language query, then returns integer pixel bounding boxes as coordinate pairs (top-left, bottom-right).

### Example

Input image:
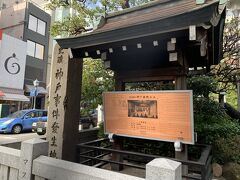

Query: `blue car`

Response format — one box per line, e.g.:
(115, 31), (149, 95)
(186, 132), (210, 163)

(0, 109), (48, 134)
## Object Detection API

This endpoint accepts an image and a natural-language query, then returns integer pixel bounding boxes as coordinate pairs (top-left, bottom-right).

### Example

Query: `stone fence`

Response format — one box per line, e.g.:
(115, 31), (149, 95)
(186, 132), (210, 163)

(0, 138), (182, 180)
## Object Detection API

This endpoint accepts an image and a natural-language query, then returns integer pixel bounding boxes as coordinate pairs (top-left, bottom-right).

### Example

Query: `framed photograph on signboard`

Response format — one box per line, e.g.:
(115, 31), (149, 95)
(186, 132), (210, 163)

(128, 100), (158, 119)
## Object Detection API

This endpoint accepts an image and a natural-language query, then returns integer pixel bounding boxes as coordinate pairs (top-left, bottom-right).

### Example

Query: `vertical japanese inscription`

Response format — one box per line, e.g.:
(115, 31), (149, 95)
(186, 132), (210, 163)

(47, 44), (68, 159)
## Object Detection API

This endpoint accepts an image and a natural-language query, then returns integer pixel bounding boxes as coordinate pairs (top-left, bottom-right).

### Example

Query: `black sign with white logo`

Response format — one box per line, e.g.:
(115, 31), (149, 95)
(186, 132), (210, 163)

(4, 53), (21, 75)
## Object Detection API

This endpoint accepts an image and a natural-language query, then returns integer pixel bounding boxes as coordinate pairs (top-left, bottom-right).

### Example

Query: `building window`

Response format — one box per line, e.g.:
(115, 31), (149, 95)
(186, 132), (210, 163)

(28, 15), (46, 36)
(37, 19), (46, 35)
(28, 15), (37, 32)
(35, 43), (44, 59)
(27, 40), (35, 57)
(27, 40), (44, 60)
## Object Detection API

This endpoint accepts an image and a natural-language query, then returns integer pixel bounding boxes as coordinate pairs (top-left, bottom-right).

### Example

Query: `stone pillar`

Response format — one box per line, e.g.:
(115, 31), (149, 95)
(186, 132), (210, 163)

(174, 144), (188, 178)
(146, 158), (182, 180)
(47, 44), (83, 162)
(19, 138), (48, 180)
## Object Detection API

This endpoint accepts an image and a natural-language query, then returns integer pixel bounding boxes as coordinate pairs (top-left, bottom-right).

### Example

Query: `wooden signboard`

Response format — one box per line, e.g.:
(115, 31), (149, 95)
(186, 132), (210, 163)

(103, 91), (194, 144)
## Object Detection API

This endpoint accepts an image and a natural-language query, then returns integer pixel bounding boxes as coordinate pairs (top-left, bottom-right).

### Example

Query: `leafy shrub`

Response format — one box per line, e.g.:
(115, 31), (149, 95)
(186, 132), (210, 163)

(194, 97), (240, 145)
(195, 102), (240, 164)
(187, 75), (217, 97)
(214, 135), (240, 164)
(97, 121), (106, 139)
(188, 75), (240, 163)
(193, 97), (226, 122)
(195, 116), (240, 145)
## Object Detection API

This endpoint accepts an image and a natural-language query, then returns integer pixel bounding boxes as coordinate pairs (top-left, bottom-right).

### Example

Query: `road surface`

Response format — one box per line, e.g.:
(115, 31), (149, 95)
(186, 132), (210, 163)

(0, 132), (45, 145)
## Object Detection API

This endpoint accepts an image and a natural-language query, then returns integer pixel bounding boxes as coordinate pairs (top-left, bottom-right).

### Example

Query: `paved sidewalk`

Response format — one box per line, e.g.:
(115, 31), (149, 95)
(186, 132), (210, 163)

(0, 132), (45, 145)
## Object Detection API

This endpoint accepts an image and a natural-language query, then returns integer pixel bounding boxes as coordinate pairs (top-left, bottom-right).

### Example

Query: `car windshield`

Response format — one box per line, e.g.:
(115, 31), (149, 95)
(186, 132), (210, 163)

(7, 110), (26, 118)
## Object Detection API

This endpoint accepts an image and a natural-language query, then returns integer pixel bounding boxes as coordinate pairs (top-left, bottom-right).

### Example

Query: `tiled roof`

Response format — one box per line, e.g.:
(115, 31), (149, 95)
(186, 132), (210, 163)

(96, 0), (218, 33)
(56, 0), (223, 49)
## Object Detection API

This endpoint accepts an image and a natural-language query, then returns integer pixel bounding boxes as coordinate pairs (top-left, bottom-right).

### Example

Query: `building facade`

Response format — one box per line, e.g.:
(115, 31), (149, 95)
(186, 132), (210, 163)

(0, 0), (51, 113)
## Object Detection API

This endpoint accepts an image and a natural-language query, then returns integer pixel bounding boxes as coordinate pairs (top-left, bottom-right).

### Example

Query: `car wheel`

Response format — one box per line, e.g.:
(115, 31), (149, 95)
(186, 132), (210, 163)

(12, 125), (22, 134)
(37, 131), (46, 135)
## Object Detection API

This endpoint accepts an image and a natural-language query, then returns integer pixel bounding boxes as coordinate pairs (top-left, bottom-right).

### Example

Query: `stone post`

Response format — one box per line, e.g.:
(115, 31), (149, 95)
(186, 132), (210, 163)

(146, 158), (182, 180)
(47, 44), (83, 162)
(18, 138), (48, 180)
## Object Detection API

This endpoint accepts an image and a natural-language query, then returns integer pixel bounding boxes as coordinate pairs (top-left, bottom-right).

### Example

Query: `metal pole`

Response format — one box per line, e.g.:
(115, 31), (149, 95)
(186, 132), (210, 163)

(34, 87), (37, 109)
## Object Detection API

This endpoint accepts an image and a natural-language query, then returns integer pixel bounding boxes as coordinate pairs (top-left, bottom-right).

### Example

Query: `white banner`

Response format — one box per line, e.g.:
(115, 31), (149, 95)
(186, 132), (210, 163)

(0, 33), (27, 90)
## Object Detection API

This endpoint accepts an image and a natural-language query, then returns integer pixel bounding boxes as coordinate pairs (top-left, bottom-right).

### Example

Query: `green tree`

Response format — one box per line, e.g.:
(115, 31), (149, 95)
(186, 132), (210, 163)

(187, 75), (218, 98)
(210, 17), (240, 93)
(187, 75), (240, 164)
(47, 0), (154, 37)
(47, 0), (155, 113)
(81, 59), (114, 115)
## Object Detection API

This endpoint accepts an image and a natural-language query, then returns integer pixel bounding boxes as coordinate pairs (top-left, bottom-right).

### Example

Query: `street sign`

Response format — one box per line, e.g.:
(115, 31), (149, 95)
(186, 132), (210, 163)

(30, 89), (39, 97)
